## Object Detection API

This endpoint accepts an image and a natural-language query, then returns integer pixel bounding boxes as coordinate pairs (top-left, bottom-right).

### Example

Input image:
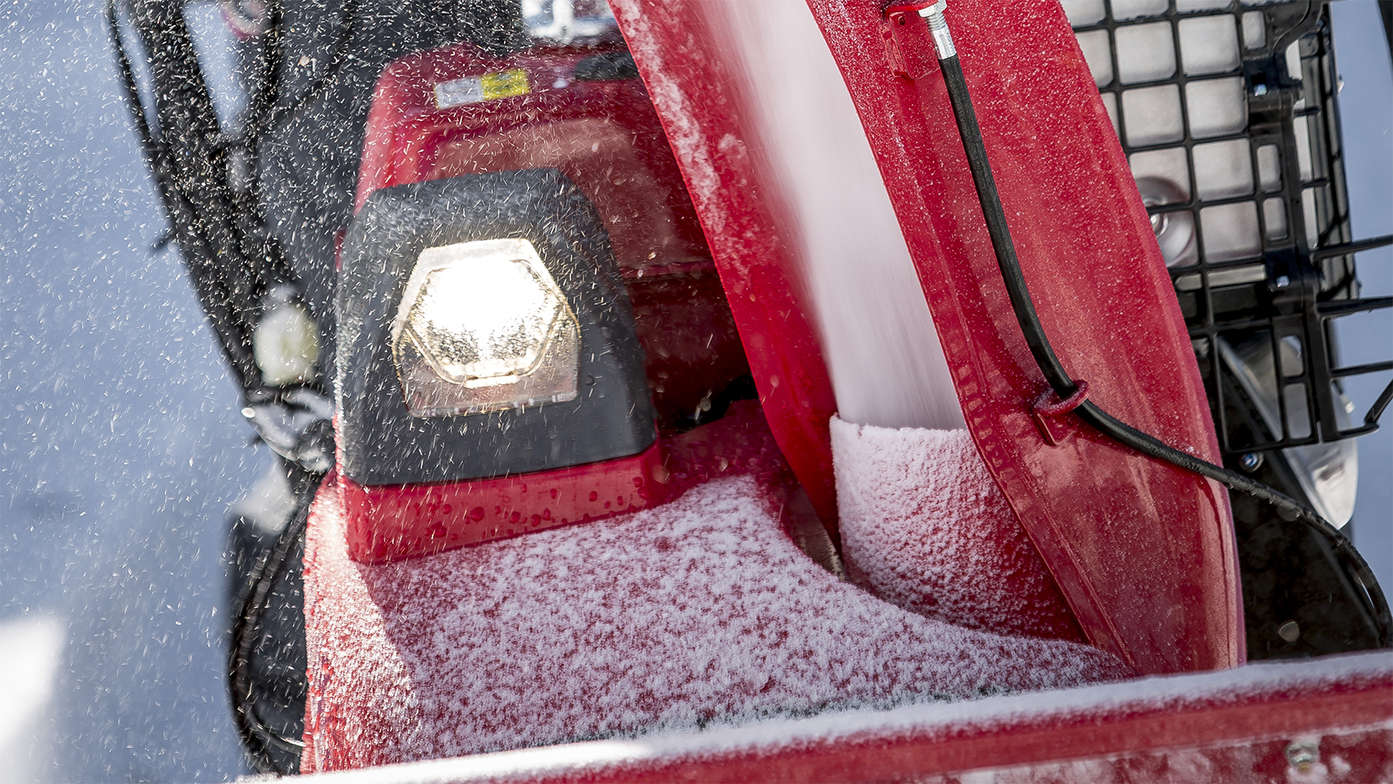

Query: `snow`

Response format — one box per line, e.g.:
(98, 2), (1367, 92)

(0, 615), (65, 784)
(302, 472), (1129, 770)
(270, 650), (1392, 784)
(714, 1), (964, 431)
(0, 3), (256, 781)
(830, 417), (1082, 640)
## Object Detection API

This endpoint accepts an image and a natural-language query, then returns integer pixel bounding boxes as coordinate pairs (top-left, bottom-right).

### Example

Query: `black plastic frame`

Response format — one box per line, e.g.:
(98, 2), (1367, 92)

(336, 169), (655, 486)
(1072, 0), (1392, 455)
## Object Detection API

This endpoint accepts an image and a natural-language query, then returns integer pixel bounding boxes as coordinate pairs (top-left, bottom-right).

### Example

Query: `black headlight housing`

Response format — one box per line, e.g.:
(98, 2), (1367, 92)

(336, 168), (655, 486)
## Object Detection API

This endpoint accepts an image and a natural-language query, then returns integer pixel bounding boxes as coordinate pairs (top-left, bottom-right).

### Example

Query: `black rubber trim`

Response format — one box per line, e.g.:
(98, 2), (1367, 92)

(228, 468), (313, 774)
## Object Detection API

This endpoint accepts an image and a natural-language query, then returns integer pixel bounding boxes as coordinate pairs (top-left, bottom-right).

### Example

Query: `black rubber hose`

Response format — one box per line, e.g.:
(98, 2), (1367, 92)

(1380, 0), (1393, 70)
(934, 54), (1393, 647)
(229, 485), (311, 773)
(106, 0), (263, 394)
(241, 0), (359, 145)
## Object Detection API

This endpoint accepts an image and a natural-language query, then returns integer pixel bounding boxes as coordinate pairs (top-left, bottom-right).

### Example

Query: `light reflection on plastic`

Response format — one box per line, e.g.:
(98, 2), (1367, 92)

(391, 239), (580, 417)
(521, 0), (618, 44)
(1219, 337), (1358, 527)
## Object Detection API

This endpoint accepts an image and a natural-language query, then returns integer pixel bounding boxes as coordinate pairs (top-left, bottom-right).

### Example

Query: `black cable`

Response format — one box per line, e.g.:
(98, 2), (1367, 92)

(110, 0), (314, 398)
(1380, 0), (1393, 68)
(933, 52), (1393, 647)
(107, 0), (263, 394)
(228, 472), (314, 774)
(111, 6), (325, 768)
(240, 0), (359, 146)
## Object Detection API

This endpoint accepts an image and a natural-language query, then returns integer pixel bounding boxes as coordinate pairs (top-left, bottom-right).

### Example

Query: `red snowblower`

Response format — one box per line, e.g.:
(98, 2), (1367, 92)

(109, 0), (1392, 780)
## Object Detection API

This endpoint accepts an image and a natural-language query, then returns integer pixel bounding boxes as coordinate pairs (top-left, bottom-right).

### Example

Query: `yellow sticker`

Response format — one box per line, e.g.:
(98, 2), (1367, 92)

(480, 69), (530, 101)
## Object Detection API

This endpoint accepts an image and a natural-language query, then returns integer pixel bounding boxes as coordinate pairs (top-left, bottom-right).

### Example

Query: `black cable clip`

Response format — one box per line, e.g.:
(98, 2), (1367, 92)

(1032, 380), (1090, 446)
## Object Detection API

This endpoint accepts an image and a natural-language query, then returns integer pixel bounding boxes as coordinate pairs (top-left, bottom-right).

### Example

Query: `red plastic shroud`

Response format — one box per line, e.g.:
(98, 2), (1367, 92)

(610, 0), (1241, 674)
(341, 43), (765, 561)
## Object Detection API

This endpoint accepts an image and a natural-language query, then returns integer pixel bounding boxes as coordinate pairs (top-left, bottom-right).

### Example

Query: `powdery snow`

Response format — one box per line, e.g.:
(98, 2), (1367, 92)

(286, 647), (1392, 783)
(831, 418), (1083, 640)
(302, 472), (1129, 771)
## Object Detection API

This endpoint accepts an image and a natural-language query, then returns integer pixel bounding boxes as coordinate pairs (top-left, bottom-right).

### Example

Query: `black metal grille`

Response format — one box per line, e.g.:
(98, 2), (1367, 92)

(1069, 0), (1392, 454)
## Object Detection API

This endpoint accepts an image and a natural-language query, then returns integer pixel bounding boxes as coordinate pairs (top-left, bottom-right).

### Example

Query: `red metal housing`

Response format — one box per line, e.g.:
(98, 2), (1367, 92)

(296, 651), (1393, 783)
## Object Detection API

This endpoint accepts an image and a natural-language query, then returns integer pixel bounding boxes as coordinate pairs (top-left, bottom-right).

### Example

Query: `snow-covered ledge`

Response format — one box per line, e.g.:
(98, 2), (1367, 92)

(274, 651), (1392, 783)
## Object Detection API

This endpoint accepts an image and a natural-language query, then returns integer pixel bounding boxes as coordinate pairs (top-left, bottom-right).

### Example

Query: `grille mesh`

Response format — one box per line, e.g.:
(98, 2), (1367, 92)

(1067, 0), (1391, 453)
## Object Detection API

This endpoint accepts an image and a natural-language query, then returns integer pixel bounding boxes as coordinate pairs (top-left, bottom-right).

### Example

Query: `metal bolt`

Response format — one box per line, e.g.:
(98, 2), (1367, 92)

(1275, 274), (1291, 289)
(917, 0), (956, 60)
(1277, 620), (1301, 643)
(1285, 738), (1320, 772)
(1239, 452), (1262, 471)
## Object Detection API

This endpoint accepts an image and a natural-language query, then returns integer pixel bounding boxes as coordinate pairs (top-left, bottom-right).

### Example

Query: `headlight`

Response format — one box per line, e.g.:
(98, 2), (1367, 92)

(336, 169), (654, 490)
(391, 239), (580, 417)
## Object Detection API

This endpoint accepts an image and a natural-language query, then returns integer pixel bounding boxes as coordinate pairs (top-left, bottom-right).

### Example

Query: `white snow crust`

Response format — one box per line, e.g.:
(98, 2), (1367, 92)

(831, 417), (1082, 640)
(282, 651), (1392, 784)
(302, 474), (1128, 770)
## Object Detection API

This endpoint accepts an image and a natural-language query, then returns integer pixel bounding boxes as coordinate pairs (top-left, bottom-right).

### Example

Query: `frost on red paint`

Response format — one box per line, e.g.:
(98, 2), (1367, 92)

(301, 414), (1130, 772)
(832, 418), (1084, 641)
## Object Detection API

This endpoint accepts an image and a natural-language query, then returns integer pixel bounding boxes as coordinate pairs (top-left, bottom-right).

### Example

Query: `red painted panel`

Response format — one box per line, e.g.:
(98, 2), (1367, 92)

(340, 442), (667, 563)
(356, 44), (710, 276)
(599, 8), (844, 530)
(339, 401), (795, 562)
(297, 653), (1393, 782)
(612, 0), (1241, 673)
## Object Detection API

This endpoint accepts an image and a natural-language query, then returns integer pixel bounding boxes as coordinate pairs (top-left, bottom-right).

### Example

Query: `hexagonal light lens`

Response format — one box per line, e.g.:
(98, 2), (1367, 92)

(391, 239), (579, 417)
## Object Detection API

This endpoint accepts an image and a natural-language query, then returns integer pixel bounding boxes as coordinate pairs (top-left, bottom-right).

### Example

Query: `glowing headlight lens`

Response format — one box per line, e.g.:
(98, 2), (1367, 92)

(391, 239), (580, 417)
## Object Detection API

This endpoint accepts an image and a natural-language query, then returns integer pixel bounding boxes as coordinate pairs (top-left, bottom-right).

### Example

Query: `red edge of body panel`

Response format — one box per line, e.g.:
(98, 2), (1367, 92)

(301, 653), (1393, 782)
(606, 1), (843, 532)
(339, 443), (667, 563)
(614, 0), (1241, 674)
(652, 663), (1393, 784)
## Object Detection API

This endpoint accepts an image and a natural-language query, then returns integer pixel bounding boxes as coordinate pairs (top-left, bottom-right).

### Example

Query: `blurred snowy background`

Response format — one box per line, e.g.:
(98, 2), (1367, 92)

(0, 1), (1388, 782)
(1, 2), (257, 781)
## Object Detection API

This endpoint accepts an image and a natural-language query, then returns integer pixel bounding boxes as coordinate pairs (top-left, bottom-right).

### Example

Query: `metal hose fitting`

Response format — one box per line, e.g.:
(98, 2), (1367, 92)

(918, 0), (955, 59)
